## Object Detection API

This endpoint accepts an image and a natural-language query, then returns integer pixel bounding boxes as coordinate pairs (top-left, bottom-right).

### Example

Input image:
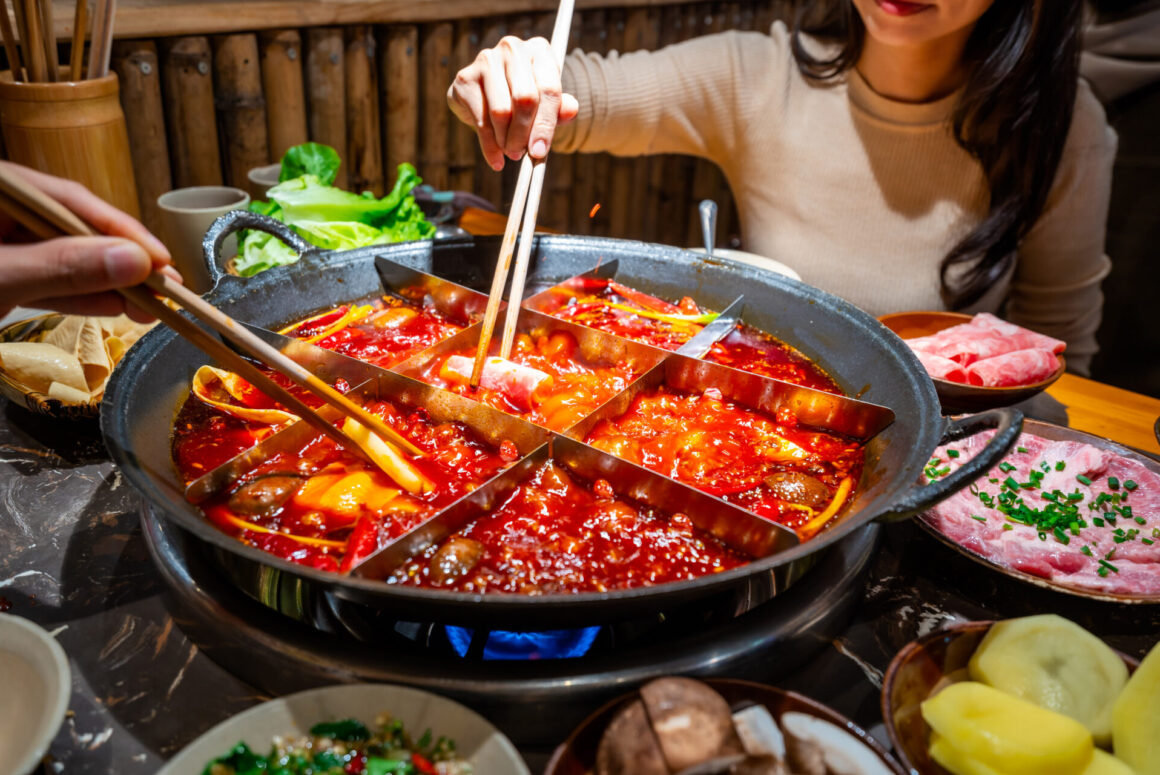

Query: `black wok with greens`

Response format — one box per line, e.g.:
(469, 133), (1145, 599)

(202, 714), (471, 775)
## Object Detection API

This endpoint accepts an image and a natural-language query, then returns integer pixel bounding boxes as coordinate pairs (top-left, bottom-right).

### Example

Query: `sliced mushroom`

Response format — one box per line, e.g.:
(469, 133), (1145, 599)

(596, 699), (670, 775)
(729, 755), (788, 775)
(780, 712), (896, 775)
(640, 677), (743, 772)
(429, 537), (485, 585)
(762, 472), (831, 510)
(228, 474), (304, 517)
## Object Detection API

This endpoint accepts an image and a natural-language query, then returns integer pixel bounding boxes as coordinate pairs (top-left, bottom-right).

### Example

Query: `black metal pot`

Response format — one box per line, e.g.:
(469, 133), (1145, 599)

(102, 213), (1021, 628)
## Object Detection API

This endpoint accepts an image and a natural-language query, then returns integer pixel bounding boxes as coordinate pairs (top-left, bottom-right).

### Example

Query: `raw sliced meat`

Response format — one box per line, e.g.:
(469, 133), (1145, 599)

(963, 349), (1060, 387)
(903, 313), (1066, 385)
(921, 430), (1160, 597)
(443, 355), (550, 409)
(912, 350), (967, 382)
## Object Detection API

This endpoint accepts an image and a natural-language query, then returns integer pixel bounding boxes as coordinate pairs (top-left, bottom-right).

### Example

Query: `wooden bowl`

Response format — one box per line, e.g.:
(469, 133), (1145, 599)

(880, 621), (1139, 775)
(546, 677), (906, 775)
(878, 311), (1066, 413)
(0, 313), (100, 419)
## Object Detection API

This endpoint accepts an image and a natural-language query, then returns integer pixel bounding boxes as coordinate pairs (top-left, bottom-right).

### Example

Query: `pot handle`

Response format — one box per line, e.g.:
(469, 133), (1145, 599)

(877, 407), (1024, 522)
(202, 210), (314, 286)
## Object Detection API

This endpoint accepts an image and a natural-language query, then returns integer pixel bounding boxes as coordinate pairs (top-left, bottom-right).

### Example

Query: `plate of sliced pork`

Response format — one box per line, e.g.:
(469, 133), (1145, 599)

(918, 419), (1160, 603)
(879, 311), (1066, 412)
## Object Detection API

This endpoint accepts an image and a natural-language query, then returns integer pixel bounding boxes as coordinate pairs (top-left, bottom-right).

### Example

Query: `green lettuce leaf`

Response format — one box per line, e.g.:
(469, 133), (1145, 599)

(279, 142), (341, 185)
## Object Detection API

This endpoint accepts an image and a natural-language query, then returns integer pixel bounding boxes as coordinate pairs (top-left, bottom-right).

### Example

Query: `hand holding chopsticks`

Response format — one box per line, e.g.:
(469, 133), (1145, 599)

(0, 161), (427, 480)
(467, 0), (575, 387)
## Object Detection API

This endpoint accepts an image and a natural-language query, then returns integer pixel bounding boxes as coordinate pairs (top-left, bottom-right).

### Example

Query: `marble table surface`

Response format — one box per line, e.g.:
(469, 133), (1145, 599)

(3, 397), (1159, 775)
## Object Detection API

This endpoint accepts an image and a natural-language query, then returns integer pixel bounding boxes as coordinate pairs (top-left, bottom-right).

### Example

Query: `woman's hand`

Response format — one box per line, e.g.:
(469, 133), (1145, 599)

(0, 161), (180, 322)
(448, 36), (580, 171)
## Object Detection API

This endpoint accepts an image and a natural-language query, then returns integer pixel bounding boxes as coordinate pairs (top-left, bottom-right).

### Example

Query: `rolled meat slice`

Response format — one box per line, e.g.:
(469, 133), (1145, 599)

(910, 348), (968, 383)
(904, 314), (1066, 366)
(964, 348), (1059, 387)
(443, 355), (551, 409)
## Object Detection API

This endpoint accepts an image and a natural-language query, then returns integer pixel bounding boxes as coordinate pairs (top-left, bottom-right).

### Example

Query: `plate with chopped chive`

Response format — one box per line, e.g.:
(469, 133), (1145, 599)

(918, 419), (1160, 603)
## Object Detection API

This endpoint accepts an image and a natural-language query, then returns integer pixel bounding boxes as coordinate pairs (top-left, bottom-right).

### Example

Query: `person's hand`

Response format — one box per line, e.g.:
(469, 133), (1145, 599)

(448, 36), (580, 171)
(0, 161), (180, 322)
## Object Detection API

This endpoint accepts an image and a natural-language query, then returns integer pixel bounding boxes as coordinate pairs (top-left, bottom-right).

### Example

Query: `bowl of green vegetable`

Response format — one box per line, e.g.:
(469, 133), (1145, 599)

(158, 683), (529, 775)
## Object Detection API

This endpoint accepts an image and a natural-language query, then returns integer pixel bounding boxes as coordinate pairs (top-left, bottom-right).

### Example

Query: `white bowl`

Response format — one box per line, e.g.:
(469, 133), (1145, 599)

(688, 247), (802, 281)
(0, 614), (71, 775)
(159, 683), (530, 774)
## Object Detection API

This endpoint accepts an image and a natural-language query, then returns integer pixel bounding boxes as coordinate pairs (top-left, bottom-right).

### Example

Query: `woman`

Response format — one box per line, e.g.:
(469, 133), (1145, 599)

(448, 0), (1115, 373)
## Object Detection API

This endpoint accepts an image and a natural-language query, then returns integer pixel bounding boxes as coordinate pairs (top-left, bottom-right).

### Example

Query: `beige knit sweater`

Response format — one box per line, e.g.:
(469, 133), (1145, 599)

(556, 22), (1116, 373)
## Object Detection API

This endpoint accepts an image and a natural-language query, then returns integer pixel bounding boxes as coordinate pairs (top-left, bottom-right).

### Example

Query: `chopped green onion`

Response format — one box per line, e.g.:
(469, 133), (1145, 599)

(947, 449), (960, 458)
(1016, 446), (1029, 454)
(1055, 461), (1066, 471)
(1093, 517), (1105, 527)
(971, 514), (987, 523)
(999, 462), (1016, 473)
(1107, 477), (1119, 489)
(1124, 480), (1138, 491)
(1080, 545), (1092, 556)
(1099, 559), (1119, 573)
(1053, 526), (1069, 544)
(1002, 524), (1013, 531)
(1076, 474), (1092, 486)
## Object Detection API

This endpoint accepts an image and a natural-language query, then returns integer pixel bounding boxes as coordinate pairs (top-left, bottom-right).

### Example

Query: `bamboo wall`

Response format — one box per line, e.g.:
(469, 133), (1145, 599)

(100, 1), (794, 247)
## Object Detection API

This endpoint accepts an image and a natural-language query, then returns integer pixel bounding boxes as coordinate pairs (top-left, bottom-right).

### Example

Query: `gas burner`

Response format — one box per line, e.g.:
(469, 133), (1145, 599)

(143, 504), (879, 748)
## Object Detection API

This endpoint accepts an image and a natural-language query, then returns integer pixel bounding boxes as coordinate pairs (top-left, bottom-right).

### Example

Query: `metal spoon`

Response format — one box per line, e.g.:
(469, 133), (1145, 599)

(699, 199), (718, 259)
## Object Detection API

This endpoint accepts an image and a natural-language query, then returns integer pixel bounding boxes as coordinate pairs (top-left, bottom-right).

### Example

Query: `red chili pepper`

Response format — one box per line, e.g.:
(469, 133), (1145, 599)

(340, 516), (380, 572)
(344, 751), (366, 773)
(412, 752), (437, 774)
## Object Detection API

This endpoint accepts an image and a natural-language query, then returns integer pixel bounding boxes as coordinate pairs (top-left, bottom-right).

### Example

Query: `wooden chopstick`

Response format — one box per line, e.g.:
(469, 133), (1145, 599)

(496, 0), (575, 361)
(18, 0), (46, 82)
(84, 0), (111, 78)
(469, 0), (575, 386)
(69, 0), (86, 80)
(0, 164), (425, 463)
(0, 2), (25, 81)
(469, 157), (533, 387)
(36, 0), (55, 81)
(144, 272), (425, 457)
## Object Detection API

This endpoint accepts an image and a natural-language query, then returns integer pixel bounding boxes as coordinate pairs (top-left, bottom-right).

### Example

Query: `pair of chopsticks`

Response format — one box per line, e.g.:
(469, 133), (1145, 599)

(470, 0), (575, 388)
(0, 0), (114, 83)
(0, 164), (424, 464)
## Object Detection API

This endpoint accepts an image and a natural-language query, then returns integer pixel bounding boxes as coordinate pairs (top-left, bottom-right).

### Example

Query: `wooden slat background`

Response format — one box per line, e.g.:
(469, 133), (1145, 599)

(27, 1), (793, 246)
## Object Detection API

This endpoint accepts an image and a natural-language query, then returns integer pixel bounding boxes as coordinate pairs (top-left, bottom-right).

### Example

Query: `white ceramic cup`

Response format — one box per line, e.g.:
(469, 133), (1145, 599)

(157, 186), (250, 294)
(246, 162), (282, 200)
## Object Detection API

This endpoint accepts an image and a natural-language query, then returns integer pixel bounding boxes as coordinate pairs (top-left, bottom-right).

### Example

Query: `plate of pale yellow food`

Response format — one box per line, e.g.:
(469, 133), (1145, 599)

(882, 614), (1157, 775)
(0, 312), (153, 418)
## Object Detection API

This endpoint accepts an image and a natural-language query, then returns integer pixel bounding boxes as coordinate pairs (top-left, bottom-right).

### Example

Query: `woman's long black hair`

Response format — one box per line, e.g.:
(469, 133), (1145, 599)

(791, 0), (1084, 309)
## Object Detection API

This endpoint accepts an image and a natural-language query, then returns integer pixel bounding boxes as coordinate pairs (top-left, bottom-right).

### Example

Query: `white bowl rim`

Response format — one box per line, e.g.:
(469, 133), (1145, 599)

(158, 682), (531, 775)
(0, 613), (71, 775)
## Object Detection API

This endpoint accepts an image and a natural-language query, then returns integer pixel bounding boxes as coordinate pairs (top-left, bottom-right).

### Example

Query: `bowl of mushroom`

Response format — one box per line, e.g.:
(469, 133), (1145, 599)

(544, 677), (906, 775)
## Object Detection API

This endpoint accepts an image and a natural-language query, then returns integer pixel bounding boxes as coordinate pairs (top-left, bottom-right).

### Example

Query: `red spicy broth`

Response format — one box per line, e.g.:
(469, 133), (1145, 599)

(415, 329), (640, 431)
(388, 460), (748, 593)
(189, 399), (514, 573)
(584, 387), (863, 538)
(171, 288), (464, 474)
(541, 278), (841, 393)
